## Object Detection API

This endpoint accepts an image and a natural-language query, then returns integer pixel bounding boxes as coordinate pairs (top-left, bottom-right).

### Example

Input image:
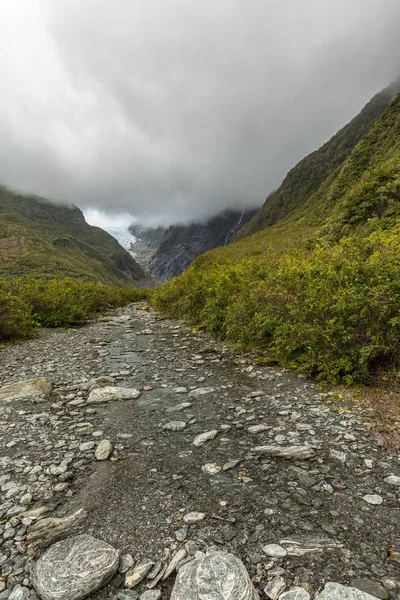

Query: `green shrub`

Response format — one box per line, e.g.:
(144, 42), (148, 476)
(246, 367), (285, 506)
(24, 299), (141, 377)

(0, 277), (151, 340)
(153, 225), (400, 384)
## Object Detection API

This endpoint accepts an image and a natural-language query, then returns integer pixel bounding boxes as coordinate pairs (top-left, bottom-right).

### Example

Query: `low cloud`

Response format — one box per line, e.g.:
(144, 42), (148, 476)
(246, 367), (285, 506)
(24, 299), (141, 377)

(0, 0), (399, 225)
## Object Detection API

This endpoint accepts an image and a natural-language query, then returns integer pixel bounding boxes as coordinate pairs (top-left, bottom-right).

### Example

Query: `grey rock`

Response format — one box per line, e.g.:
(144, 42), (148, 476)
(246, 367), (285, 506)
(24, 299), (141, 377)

(317, 582), (381, 599)
(126, 560), (154, 588)
(8, 586), (29, 600)
(202, 463), (221, 475)
(384, 475), (400, 486)
(280, 588), (310, 600)
(163, 421), (187, 431)
(87, 387), (141, 403)
(265, 576), (286, 600)
(140, 592), (161, 600)
(170, 549), (259, 599)
(95, 440), (113, 461)
(31, 534), (120, 600)
(362, 494), (383, 505)
(175, 528), (188, 542)
(27, 508), (88, 555)
(183, 512), (205, 524)
(279, 537), (343, 556)
(262, 544), (287, 558)
(119, 554), (134, 574)
(252, 445), (315, 460)
(330, 449), (347, 463)
(117, 591), (139, 600)
(162, 548), (187, 580)
(247, 424), (270, 434)
(193, 430), (218, 447)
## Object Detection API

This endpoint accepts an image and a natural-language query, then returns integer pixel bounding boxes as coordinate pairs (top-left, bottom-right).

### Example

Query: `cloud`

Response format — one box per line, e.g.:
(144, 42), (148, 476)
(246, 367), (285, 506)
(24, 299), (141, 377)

(0, 0), (399, 225)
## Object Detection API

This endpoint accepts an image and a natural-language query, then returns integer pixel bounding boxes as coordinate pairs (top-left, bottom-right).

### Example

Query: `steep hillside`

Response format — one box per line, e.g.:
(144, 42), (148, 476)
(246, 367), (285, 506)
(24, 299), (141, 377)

(0, 188), (151, 286)
(152, 92), (400, 383)
(238, 79), (400, 240)
(148, 208), (258, 280)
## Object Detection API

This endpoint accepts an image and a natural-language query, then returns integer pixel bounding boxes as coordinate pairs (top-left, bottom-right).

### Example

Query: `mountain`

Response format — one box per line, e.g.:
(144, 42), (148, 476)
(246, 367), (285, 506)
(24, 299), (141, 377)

(147, 208), (258, 280)
(238, 79), (400, 241)
(0, 188), (151, 286)
(152, 85), (400, 384)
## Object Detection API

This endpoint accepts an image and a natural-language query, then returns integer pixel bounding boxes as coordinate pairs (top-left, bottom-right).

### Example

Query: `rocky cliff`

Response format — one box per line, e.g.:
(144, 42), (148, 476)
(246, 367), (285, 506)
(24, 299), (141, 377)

(148, 208), (258, 280)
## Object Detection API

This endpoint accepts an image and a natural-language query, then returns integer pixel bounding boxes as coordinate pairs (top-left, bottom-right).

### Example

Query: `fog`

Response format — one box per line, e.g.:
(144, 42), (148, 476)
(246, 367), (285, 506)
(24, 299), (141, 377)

(0, 0), (399, 225)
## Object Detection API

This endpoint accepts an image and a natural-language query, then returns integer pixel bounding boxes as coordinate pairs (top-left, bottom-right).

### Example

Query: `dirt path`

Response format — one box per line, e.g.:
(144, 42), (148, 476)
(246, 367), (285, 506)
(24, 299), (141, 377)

(0, 304), (399, 599)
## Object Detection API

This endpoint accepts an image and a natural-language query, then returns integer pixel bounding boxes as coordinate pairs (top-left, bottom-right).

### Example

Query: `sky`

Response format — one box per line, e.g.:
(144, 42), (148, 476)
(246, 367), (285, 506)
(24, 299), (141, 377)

(0, 0), (399, 226)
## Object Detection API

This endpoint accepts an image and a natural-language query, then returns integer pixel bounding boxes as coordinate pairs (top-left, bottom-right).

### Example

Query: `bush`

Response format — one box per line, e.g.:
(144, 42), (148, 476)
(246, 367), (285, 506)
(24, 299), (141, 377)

(153, 225), (400, 384)
(0, 277), (151, 340)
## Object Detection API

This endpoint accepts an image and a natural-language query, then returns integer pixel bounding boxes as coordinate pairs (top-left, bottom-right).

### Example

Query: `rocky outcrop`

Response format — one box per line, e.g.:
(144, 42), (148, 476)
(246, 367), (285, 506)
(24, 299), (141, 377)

(147, 208), (258, 280)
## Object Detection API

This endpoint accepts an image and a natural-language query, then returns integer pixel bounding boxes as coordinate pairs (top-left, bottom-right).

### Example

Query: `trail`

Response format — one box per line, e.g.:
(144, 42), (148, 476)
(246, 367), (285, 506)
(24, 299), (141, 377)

(0, 304), (399, 599)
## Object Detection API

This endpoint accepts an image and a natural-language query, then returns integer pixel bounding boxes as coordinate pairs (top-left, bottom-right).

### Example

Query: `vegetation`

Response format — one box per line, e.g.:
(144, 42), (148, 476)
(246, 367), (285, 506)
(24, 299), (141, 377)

(0, 189), (150, 286)
(153, 91), (400, 384)
(0, 277), (151, 341)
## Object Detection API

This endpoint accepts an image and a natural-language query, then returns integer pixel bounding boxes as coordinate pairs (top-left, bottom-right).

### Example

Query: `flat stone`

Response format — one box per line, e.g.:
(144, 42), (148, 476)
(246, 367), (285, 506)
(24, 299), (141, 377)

(262, 544), (287, 558)
(280, 588), (310, 600)
(8, 586), (29, 600)
(279, 537), (343, 556)
(253, 445), (315, 460)
(0, 378), (52, 402)
(27, 508), (88, 555)
(31, 534), (120, 600)
(125, 560), (154, 588)
(95, 439), (113, 460)
(170, 549), (259, 599)
(87, 386), (141, 403)
(363, 494), (383, 505)
(317, 582), (381, 599)
(247, 424), (270, 434)
(202, 463), (222, 475)
(265, 576), (286, 600)
(162, 548), (187, 580)
(193, 430), (218, 447)
(183, 511), (206, 524)
(163, 421), (187, 431)
(117, 590), (139, 600)
(140, 592), (161, 600)
(119, 554), (134, 574)
(384, 475), (400, 486)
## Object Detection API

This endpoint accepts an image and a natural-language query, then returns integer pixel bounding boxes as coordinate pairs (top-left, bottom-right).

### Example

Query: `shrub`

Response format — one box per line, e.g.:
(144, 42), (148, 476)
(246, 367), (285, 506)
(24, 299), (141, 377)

(0, 277), (151, 340)
(153, 225), (400, 384)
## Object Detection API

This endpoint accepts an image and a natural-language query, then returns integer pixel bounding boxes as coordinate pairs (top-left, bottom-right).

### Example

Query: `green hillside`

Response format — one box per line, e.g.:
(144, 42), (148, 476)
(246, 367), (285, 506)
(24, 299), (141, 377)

(153, 90), (400, 384)
(0, 188), (151, 286)
(238, 80), (400, 240)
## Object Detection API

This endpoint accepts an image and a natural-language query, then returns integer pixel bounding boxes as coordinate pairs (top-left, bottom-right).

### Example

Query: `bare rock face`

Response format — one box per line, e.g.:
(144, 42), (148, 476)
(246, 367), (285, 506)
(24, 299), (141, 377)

(170, 550), (260, 600)
(0, 378), (52, 403)
(87, 386), (141, 403)
(31, 534), (120, 600)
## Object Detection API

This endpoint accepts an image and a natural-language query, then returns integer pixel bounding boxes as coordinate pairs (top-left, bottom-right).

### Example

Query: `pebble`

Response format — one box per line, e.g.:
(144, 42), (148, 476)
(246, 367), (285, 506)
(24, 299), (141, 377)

(183, 512), (206, 524)
(95, 439), (113, 460)
(192, 430), (218, 447)
(262, 544), (288, 558)
(363, 494), (383, 505)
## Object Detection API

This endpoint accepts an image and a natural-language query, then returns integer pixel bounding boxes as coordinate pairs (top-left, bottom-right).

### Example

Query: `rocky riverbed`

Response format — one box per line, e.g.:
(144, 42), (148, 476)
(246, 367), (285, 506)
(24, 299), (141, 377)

(0, 304), (399, 599)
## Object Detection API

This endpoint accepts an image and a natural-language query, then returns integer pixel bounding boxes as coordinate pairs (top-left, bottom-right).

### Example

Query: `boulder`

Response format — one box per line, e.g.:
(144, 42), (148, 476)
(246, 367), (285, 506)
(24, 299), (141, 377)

(31, 534), (119, 600)
(170, 549), (259, 600)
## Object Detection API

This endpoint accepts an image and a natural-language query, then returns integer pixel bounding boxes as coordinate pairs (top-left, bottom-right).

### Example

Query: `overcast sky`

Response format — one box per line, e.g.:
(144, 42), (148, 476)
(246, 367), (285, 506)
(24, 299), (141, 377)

(0, 0), (399, 226)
